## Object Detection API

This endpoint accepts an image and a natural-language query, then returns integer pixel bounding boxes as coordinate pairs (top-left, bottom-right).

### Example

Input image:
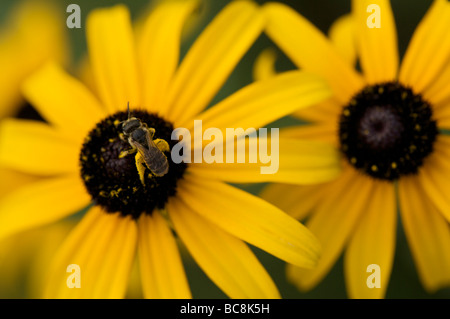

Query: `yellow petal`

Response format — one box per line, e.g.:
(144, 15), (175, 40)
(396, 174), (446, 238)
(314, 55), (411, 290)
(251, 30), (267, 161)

(0, 167), (39, 198)
(188, 138), (341, 185)
(253, 47), (278, 82)
(163, 0), (264, 124)
(0, 173), (90, 241)
(433, 102), (450, 129)
(287, 167), (374, 291)
(399, 0), (450, 94)
(280, 124), (339, 148)
(344, 181), (396, 299)
(260, 183), (330, 221)
(0, 0), (69, 119)
(293, 96), (342, 123)
(328, 14), (356, 66)
(44, 207), (137, 298)
(138, 211), (191, 299)
(399, 175), (450, 293)
(168, 196), (280, 298)
(0, 119), (80, 175)
(75, 55), (97, 95)
(86, 5), (141, 113)
(0, 220), (74, 298)
(26, 221), (76, 298)
(133, 0), (206, 53)
(186, 71), (332, 131)
(417, 136), (450, 223)
(263, 2), (365, 104)
(174, 175), (321, 269)
(138, 0), (200, 113)
(423, 60), (450, 109)
(126, 257), (143, 299)
(352, 0), (398, 83)
(22, 62), (106, 137)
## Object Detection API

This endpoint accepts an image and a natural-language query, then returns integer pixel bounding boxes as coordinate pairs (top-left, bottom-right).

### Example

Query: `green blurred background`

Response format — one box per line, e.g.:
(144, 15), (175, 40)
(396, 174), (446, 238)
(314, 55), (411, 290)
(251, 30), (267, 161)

(1, 0), (449, 299)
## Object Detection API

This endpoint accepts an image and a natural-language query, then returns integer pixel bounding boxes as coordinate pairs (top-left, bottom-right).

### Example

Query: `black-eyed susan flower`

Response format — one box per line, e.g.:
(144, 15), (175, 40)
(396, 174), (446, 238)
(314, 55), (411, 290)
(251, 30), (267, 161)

(260, 0), (450, 298)
(0, 1), (340, 298)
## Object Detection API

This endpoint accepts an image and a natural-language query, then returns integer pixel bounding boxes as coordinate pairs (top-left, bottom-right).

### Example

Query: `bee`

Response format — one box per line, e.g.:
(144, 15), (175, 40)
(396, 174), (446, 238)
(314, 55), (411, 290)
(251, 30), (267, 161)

(119, 103), (170, 184)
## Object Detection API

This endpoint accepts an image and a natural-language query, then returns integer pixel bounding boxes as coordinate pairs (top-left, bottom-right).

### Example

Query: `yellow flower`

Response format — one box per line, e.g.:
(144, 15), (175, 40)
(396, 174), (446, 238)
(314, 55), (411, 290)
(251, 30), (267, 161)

(261, 0), (450, 298)
(0, 0), (339, 298)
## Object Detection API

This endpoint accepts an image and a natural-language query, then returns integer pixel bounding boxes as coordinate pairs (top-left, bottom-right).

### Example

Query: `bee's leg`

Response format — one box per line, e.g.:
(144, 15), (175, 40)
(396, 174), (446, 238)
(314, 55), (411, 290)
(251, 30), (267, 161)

(119, 145), (137, 158)
(118, 132), (127, 142)
(148, 127), (155, 138)
(135, 153), (147, 186)
(154, 138), (170, 153)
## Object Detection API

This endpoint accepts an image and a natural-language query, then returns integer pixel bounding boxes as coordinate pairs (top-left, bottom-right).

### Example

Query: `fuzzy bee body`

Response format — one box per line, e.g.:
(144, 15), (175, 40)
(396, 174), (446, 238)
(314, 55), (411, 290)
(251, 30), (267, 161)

(120, 106), (170, 178)
(129, 125), (169, 177)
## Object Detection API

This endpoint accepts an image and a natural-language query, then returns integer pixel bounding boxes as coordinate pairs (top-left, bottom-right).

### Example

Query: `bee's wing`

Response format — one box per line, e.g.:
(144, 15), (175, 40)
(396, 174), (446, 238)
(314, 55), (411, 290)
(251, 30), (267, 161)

(129, 138), (150, 155)
(131, 137), (160, 165)
(145, 129), (156, 149)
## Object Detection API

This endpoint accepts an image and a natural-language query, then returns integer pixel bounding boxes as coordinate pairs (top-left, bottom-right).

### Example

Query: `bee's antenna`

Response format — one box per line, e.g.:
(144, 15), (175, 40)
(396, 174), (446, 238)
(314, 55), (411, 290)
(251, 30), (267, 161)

(127, 102), (130, 119)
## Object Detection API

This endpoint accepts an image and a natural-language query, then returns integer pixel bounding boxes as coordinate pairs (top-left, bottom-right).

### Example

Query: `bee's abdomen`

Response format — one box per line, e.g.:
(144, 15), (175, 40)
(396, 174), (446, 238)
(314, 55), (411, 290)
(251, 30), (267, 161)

(146, 153), (169, 176)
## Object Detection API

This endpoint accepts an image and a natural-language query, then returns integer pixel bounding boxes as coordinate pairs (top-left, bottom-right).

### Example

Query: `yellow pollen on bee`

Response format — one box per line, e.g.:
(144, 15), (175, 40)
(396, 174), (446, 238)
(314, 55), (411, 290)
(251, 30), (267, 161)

(343, 109), (351, 116)
(135, 153), (147, 186)
(391, 162), (397, 169)
(378, 87), (384, 94)
(371, 165), (378, 172)
(350, 157), (357, 164)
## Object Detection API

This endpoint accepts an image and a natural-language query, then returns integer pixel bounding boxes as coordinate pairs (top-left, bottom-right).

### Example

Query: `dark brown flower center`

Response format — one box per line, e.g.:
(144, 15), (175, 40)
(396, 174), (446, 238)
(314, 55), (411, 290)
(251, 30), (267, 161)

(79, 109), (186, 219)
(339, 82), (438, 181)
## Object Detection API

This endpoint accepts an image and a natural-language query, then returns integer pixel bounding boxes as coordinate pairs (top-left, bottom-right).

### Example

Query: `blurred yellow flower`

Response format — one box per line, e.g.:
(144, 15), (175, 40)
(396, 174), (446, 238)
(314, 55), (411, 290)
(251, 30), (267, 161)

(0, 0), (340, 298)
(0, 0), (69, 189)
(0, 0), (70, 298)
(260, 0), (450, 298)
(0, 0), (69, 119)
(0, 220), (75, 298)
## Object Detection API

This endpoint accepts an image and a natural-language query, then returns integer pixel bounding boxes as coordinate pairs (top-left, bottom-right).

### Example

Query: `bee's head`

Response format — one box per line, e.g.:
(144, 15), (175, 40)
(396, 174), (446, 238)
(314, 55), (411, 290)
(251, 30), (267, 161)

(122, 117), (142, 136)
